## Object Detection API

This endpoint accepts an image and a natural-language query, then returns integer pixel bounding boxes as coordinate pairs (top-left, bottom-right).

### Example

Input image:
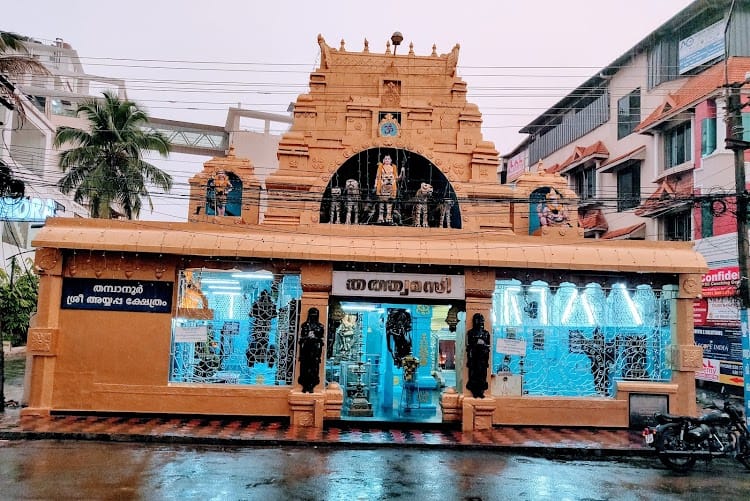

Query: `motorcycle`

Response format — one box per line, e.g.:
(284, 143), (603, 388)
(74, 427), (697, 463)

(643, 398), (750, 473)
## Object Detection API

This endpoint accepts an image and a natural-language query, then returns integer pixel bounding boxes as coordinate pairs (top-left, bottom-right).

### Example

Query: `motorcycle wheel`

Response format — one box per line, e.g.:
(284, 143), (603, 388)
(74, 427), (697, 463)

(657, 427), (697, 473)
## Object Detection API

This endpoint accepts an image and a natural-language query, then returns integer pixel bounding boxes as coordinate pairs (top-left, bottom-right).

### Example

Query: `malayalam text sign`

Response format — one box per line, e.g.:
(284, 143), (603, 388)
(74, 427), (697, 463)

(61, 278), (173, 313)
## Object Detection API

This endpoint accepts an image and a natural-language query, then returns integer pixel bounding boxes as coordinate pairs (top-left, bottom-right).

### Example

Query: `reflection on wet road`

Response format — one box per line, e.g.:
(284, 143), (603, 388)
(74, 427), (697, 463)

(2, 441), (750, 500)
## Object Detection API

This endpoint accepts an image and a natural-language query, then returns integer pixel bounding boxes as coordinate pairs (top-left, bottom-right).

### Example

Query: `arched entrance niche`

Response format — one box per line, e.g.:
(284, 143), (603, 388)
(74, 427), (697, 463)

(319, 148), (461, 228)
(206, 171), (243, 217)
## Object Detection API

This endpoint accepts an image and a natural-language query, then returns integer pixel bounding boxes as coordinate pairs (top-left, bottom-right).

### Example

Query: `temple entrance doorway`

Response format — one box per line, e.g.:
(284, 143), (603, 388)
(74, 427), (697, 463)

(326, 299), (464, 423)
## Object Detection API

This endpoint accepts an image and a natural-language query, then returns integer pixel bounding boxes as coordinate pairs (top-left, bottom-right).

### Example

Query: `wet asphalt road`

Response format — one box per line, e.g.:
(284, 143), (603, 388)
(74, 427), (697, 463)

(4, 357), (750, 499)
(1, 440), (750, 500)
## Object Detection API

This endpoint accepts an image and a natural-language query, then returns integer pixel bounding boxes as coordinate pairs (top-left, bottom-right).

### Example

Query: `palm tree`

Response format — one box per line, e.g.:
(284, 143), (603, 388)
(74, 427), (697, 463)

(0, 31), (49, 118)
(54, 91), (173, 219)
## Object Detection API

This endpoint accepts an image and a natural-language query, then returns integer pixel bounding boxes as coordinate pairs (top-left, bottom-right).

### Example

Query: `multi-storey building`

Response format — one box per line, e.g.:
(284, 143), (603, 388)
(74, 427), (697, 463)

(1, 36), (290, 268)
(0, 37), (118, 269)
(504, 0), (750, 389)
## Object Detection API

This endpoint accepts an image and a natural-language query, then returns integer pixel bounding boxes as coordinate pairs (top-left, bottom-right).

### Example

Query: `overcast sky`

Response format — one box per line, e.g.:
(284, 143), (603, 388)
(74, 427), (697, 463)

(4, 0), (695, 220)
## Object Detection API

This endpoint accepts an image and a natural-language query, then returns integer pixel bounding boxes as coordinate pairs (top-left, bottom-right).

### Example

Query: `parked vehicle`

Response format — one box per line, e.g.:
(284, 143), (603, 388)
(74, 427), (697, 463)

(643, 399), (750, 472)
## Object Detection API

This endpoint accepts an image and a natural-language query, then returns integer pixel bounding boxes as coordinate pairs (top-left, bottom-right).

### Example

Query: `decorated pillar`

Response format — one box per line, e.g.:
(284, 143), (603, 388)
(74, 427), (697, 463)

(21, 248), (63, 417)
(670, 274), (704, 415)
(460, 268), (496, 431)
(288, 261), (336, 427)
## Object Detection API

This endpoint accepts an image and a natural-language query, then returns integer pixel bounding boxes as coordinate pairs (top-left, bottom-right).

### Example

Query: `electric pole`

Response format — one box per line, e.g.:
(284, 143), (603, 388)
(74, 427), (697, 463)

(727, 82), (750, 308)
(726, 77), (750, 425)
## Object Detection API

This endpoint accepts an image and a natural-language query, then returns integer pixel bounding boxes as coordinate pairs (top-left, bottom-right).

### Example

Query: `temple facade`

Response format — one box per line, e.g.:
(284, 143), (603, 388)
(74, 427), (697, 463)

(24, 35), (706, 431)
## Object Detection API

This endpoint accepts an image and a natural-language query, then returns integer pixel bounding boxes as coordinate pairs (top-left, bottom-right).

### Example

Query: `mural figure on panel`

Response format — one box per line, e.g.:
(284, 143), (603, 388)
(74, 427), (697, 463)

(334, 313), (358, 360)
(246, 290), (278, 368)
(327, 301), (344, 359)
(298, 307), (325, 393)
(180, 271), (209, 310)
(581, 327), (617, 396)
(386, 308), (413, 367)
(466, 313), (491, 398)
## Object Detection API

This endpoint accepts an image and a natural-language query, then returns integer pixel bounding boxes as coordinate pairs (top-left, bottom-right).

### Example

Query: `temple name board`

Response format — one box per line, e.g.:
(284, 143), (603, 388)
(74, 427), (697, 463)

(61, 278), (173, 313)
(332, 271), (464, 300)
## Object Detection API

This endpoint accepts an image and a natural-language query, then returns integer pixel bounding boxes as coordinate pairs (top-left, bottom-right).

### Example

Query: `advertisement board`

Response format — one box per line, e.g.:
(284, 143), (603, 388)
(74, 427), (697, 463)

(695, 266), (742, 386)
(679, 20), (725, 74)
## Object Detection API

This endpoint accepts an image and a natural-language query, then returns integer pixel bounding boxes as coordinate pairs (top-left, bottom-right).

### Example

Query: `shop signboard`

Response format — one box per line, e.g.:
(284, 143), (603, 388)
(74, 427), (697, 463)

(332, 271), (464, 300)
(701, 266), (740, 298)
(695, 266), (743, 386)
(505, 149), (528, 183)
(61, 278), (173, 313)
(695, 326), (744, 387)
(695, 327), (742, 362)
(679, 20), (725, 74)
(0, 197), (57, 222)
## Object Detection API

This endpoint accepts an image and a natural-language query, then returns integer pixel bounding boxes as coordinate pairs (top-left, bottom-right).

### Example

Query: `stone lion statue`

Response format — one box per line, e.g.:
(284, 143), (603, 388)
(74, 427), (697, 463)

(329, 186), (342, 224)
(413, 183), (433, 227)
(344, 179), (360, 225)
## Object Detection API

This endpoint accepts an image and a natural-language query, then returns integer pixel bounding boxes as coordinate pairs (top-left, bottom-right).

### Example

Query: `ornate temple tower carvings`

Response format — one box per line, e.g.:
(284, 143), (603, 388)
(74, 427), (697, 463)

(262, 35), (519, 233)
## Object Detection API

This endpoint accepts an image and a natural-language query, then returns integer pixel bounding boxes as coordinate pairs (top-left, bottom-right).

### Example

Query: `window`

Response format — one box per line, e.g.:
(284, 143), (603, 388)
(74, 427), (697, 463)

(701, 117), (717, 157)
(664, 122), (692, 168)
(743, 112), (750, 142)
(572, 166), (596, 200)
(647, 39), (679, 89)
(663, 210), (691, 241)
(617, 89), (641, 139)
(617, 163), (641, 211)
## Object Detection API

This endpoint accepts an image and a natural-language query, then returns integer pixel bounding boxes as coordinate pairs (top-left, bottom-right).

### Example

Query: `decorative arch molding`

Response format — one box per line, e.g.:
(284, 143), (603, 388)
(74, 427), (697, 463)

(314, 147), (462, 228)
(306, 137), (463, 189)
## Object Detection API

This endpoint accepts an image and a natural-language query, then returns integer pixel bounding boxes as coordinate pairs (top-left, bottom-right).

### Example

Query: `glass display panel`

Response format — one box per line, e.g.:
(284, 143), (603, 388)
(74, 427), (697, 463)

(170, 269), (302, 386)
(492, 279), (675, 397)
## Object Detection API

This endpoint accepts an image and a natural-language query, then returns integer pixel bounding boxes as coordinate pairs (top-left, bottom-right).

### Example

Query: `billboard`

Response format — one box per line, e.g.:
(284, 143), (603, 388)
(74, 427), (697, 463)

(679, 20), (725, 74)
(695, 266), (742, 386)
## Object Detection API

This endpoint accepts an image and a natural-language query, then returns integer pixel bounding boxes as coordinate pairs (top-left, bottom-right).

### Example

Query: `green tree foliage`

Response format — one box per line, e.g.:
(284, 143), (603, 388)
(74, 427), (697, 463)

(54, 91), (173, 219)
(0, 258), (38, 346)
(0, 31), (49, 119)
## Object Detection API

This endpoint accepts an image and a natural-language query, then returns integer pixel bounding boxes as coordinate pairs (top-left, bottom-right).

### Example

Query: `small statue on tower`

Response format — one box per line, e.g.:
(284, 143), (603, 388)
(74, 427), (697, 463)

(211, 169), (232, 216)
